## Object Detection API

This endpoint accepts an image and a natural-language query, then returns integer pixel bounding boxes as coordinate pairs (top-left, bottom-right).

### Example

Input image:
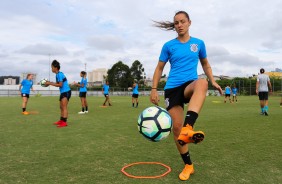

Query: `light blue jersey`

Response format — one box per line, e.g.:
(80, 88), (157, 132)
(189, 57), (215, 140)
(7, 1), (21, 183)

(159, 37), (207, 90)
(21, 79), (33, 94)
(225, 87), (231, 95)
(79, 78), (87, 92)
(103, 84), (109, 94)
(232, 87), (237, 95)
(56, 71), (71, 93)
(133, 84), (139, 94)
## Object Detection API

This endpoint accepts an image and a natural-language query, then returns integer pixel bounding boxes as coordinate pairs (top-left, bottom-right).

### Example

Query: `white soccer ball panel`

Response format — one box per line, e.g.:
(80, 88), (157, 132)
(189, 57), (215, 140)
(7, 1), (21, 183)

(157, 112), (172, 129)
(142, 107), (159, 118)
(141, 120), (158, 138)
(155, 131), (170, 141)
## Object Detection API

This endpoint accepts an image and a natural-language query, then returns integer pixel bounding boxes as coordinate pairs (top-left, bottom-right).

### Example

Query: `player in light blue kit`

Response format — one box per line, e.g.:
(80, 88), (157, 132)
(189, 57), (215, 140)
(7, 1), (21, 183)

(74, 71), (88, 114)
(150, 11), (222, 181)
(224, 84), (232, 103)
(231, 84), (238, 103)
(19, 74), (34, 115)
(102, 80), (112, 106)
(132, 80), (139, 108)
(45, 60), (71, 127)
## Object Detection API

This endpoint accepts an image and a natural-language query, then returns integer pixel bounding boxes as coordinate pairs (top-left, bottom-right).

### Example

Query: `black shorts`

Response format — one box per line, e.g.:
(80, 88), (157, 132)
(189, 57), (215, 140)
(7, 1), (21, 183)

(225, 94), (231, 97)
(164, 81), (194, 111)
(21, 93), (30, 98)
(132, 94), (139, 98)
(59, 90), (72, 101)
(79, 92), (87, 98)
(104, 94), (109, 97)
(258, 92), (268, 100)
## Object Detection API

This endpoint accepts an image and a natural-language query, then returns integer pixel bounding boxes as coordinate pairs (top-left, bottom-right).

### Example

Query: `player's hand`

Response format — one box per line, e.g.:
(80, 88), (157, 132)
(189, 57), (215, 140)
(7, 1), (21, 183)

(212, 82), (223, 95)
(150, 89), (159, 106)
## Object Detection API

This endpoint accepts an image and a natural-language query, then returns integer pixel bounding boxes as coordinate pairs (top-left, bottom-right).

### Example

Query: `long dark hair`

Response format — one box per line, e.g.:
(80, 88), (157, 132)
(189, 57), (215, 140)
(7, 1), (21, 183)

(81, 71), (87, 78)
(52, 60), (60, 70)
(153, 11), (190, 31)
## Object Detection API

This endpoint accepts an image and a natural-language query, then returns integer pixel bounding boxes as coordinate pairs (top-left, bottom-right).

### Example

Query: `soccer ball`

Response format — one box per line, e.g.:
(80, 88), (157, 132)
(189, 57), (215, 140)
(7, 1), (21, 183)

(40, 78), (48, 87)
(138, 106), (172, 142)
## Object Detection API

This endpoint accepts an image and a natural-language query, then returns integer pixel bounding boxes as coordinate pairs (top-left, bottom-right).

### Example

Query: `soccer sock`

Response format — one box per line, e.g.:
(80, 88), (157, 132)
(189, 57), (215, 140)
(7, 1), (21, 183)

(181, 151), (192, 165)
(22, 108), (26, 112)
(60, 117), (67, 122)
(132, 103), (134, 107)
(184, 111), (198, 127)
(136, 102), (138, 107)
(261, 107), (264, 113)
(264, 106), (268, 112)
(82, 107), (85, 112)
(85, 106), (88, 111)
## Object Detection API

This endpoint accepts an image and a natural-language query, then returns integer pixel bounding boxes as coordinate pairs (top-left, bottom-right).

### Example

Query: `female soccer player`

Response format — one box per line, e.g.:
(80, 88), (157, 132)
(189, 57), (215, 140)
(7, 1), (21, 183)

(132, 80), (139, 108)
(102, 80), (112, 106)
(45, 60), (71, 127)
(19, 74), (34, 115)
(231, 84), (238, 103)
(150, 11), (222, 181)
(256, 68), (272, 116)
(224, 84), (232, 103)
(74, 71), (88, 114)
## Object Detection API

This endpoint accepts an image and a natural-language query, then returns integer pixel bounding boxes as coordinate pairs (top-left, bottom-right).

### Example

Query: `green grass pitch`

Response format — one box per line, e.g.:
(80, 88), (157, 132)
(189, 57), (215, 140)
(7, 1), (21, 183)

(0, 95), (281, 184)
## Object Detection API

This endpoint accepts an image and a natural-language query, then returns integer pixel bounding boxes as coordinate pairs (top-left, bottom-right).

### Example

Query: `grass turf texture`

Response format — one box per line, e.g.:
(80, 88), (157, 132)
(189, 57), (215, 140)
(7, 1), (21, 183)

(0, 96), (281, 184)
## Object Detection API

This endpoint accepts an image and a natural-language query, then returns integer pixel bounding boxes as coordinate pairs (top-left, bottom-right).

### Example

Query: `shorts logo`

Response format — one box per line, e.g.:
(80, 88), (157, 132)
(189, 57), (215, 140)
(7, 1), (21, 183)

(165, 98), (169, 108)
(190, 44), (198, 52)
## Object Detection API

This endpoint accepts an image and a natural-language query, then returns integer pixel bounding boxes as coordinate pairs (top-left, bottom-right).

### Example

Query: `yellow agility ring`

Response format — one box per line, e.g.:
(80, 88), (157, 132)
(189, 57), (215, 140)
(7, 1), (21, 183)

(121, 162), (171, 179)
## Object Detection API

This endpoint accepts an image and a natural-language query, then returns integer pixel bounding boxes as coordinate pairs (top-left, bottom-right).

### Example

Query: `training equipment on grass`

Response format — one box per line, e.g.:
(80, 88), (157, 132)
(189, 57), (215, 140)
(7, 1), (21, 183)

(40, 78), (48, 87)
(121, 162), (171, 179)
(138, 106), (172, 142)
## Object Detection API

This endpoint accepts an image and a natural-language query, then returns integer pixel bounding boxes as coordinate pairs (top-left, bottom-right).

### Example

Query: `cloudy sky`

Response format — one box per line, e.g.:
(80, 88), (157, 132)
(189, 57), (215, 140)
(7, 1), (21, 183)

(0, 0), (281, 82)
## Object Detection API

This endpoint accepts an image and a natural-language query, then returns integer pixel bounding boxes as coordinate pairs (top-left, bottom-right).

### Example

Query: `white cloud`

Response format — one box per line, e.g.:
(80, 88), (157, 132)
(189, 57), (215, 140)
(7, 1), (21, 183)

(0, 0), (281, 83)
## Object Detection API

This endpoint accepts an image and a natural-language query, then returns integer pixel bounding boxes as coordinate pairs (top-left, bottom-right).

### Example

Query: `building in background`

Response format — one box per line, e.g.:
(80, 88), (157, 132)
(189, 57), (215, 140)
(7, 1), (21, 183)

(88, 68), (107, 86)
(0, 76), (20, 85)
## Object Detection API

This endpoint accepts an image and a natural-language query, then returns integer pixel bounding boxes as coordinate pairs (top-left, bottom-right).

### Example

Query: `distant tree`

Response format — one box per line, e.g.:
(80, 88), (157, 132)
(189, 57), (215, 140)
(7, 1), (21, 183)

(107, 61), (132, 88)
(158, 80), (166, 88)
(130, 60), (144, 82)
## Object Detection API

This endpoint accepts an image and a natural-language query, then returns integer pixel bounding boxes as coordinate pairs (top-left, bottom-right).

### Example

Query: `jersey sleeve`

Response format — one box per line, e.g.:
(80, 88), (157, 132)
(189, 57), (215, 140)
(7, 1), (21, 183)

(199, 40), (207, 59)
(159, 44), (169, 62)
(56, 73), (64, 82)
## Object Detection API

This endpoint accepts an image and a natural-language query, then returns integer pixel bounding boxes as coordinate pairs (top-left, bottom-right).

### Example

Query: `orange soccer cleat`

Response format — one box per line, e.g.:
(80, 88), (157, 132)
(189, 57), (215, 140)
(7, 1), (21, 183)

(22, 111), (29, 115)
(179, 164), (195, 181)
(177, 125), (205, 146)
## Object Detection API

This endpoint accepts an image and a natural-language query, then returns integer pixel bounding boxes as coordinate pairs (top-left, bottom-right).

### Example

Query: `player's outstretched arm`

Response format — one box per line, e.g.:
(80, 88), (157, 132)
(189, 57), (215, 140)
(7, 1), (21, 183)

(150, 61), (166, 105)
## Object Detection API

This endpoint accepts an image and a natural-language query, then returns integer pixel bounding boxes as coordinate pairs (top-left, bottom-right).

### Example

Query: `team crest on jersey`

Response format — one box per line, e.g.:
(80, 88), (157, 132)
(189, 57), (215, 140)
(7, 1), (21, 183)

(190, 44), (198, 52)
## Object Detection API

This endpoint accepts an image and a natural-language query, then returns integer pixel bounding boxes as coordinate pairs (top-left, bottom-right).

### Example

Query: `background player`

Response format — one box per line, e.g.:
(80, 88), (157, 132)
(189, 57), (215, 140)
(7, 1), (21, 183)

(256, 68), (272, 116)
(224, 84), (232, 103)
(19, 74), (34, 115)
(45, 60), (71, 127)
(74, 71), (88, 114)
(132, 80), (139, 108)
(102, 80), (112, 106)
(231, 84), (238, 103)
